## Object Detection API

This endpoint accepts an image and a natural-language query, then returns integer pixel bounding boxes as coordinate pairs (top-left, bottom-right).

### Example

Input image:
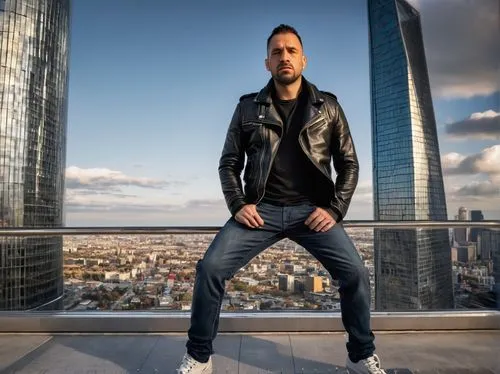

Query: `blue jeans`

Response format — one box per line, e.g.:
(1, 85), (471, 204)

(186, 202), (375, 363)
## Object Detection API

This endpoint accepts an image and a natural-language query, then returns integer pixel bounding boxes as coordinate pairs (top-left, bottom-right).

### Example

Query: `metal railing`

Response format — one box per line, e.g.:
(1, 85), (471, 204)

(1, 221), (499, 333)
(0, 220), (499, 236)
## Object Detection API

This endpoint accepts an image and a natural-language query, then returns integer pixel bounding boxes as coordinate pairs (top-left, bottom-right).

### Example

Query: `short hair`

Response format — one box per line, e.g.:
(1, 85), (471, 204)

(266, 24), (303, 52)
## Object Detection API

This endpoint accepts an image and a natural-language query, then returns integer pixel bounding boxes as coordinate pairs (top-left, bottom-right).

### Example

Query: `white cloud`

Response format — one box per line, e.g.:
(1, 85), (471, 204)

(470, 110), (499, 120)
(64, 166), (200, 224)
(333, 179), (374, 220)
(441, 152), (466, 171)
(65, 194), (229, 226)
(65, 166), (178, 190)
(64, 172), (377, 224)
(65, 189), (224, 213)
(442, 146), (500, 214)
(63, 162), (500, 225)
(351, 180), (373, 204)
(473, 146), (500, 174)
(442, 145), (500, 175)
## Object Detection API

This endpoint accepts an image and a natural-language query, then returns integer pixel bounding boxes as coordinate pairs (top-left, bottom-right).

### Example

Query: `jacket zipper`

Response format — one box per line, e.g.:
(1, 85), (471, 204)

(298, 114), (335, 184)
(256, 125), (282, 204)
(256, 128), (266, 201)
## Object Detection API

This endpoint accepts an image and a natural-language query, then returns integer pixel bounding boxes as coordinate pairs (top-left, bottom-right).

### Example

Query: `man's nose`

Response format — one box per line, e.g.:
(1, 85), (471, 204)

(280, 51), (290, 62)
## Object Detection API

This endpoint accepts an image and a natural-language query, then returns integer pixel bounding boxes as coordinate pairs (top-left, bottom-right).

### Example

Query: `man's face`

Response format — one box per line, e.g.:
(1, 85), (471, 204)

(265, 32), (307, 86)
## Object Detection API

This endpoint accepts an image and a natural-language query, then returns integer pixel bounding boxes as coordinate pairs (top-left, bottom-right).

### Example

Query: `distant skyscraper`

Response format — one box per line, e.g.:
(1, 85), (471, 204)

(278, 275), (295, 292)
(470, 210), (484, 242)
(368, 0), (454, 310)
(490, 231), (500, 308)
(453, 207), (468, 245)
(479, 230), (498, 262)
(457, 207), (468, 221)
(0, 0), (71, 310)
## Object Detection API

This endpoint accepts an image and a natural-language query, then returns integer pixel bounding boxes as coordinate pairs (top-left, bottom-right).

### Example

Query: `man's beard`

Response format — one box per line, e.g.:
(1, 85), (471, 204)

(272, 70), (301, 86)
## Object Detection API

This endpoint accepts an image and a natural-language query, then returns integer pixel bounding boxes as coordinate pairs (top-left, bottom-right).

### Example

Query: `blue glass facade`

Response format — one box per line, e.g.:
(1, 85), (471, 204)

(0, 0), (70, 310)
(470, 210), (484, 242)
(368, 0), (454, 310)
(480, 230), (500, 308)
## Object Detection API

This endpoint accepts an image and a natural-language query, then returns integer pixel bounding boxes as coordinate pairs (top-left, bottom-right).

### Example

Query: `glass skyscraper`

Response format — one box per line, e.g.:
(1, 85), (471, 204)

(470, 210), (484, 242)
(0, 0), (70, 310)
(368, 0), (454, 310)
(490, 231), (500, 308)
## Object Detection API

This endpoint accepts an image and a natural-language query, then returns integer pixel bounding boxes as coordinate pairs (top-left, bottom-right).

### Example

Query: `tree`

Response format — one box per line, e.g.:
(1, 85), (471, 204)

(233, 281), (249, 292)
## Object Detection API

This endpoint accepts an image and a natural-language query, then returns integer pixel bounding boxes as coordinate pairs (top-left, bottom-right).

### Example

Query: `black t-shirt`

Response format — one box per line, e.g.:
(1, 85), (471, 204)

(261, 87), (328, 206)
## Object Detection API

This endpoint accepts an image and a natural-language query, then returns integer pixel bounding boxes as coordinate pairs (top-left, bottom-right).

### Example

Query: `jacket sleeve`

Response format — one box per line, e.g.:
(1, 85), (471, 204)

(218, 103), (247, 216)
(329, 102), (359, 222)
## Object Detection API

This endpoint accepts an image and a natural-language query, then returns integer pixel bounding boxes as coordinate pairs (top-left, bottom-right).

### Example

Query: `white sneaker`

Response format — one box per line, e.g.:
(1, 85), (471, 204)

(176, 353), (213, 374)
(346, 354), (386, 374)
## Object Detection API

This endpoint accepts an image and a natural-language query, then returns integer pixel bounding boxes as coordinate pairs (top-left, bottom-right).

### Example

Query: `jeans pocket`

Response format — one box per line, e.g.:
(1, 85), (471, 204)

(301, 203), (317, 214)
(255, 202), (269, 214)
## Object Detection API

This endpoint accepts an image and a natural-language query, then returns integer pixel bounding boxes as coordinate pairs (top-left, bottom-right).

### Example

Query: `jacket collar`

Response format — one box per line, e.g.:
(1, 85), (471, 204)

(254, 76), (324, 106)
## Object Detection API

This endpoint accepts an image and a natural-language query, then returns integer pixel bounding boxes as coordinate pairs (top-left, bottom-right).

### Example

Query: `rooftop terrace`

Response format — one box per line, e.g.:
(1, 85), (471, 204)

(1, 329), (499, 373)
(1, 222), (499, 373)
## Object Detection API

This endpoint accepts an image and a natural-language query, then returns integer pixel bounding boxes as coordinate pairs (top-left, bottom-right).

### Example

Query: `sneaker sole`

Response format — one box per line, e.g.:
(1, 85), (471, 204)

(347, 366), (386, 374)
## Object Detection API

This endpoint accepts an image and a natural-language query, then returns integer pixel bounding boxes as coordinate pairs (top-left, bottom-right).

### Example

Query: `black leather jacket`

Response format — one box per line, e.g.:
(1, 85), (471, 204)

(218, 77), (359, 222)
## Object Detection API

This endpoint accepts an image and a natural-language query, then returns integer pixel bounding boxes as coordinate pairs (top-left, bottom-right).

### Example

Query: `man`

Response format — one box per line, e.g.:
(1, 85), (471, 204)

(177, 24), (386, 374)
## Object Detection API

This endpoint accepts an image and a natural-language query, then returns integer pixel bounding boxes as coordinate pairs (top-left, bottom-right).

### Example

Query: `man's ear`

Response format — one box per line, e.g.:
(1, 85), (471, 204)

(265, 58), (270, 72)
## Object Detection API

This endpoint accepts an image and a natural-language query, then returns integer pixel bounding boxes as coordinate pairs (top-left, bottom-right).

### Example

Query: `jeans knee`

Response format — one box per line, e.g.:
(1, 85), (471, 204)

(196, 257), (226, 280)
(341, 265), (369, 289)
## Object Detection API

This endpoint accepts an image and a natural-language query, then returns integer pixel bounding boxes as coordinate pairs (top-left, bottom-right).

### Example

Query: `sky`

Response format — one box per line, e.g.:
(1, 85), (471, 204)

(64, 0), (500, 226)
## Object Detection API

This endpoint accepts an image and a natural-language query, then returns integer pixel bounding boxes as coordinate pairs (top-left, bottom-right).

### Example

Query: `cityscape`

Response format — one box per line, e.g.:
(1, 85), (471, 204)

(0, 0), (498, 372)
(60, 214), (497, 313)
(0, 0), (499, 315)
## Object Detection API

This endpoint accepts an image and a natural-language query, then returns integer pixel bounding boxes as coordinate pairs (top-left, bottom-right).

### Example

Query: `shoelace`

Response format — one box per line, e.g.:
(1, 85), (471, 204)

(363, 354), (386, 373)
(177, 354), (198, 373)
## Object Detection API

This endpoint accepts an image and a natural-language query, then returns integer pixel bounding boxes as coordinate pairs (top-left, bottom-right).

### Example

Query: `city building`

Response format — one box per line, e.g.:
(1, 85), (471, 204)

(453, 207), (468, 245)
(278, 274), (294, 292)
(470, 210), (484, 242)
(305, 276), (323, 293)
(293, 278), (305, 293)
(451, 244), (477, 264)
(481, 230), (500, 278)
(479, 229), (499, 261)
(491, 231), (500, 308)
(368, 0), (454, 310)
(0, 0), (71, 310)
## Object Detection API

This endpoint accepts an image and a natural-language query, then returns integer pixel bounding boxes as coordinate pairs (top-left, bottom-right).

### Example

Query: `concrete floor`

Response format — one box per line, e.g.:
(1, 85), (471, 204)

(0, 331), (498, 374)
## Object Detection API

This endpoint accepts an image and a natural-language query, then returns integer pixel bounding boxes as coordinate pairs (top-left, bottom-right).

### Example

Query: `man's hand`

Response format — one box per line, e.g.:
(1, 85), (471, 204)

(235, 204), (264, 229)
(305, 207), (336, 232)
